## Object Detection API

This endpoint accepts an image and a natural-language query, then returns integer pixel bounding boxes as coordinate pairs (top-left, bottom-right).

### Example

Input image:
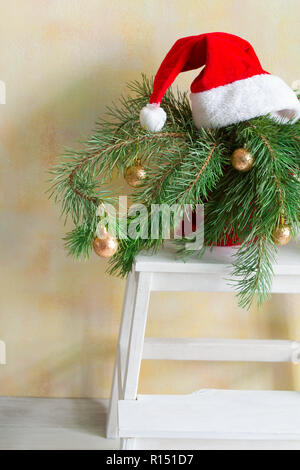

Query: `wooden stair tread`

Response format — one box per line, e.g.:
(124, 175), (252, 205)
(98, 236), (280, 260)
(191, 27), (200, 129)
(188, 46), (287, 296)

(118, 389), (300, 440)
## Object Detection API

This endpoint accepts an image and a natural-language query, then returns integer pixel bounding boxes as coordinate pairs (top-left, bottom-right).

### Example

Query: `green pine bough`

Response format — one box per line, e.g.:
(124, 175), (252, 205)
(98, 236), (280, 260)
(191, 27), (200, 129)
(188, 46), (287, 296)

(49, 75), (300, 309)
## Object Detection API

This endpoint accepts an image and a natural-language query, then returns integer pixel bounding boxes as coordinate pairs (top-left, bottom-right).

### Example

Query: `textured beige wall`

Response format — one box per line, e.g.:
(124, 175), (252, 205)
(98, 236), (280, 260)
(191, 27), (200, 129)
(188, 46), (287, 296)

(0, 0), (299, 398)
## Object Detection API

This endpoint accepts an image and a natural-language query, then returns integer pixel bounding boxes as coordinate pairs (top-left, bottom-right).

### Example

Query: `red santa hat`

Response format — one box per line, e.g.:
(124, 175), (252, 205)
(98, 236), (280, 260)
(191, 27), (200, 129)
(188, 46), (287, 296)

(140, 32), (300, 131)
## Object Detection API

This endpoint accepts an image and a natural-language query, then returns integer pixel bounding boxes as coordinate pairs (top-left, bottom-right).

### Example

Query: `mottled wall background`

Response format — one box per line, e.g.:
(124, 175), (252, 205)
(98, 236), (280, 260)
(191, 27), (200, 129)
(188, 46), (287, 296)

(0, 0), (299, 398)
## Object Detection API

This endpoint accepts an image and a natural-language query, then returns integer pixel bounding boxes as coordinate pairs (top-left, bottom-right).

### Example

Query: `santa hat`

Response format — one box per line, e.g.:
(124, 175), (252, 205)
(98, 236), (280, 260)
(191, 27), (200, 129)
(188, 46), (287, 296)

(140, 32), (300, 131)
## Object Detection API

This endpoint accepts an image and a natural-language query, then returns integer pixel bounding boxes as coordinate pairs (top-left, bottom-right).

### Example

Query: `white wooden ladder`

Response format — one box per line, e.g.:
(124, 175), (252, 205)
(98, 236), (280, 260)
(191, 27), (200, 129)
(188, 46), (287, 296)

(106, 243), (300, 450)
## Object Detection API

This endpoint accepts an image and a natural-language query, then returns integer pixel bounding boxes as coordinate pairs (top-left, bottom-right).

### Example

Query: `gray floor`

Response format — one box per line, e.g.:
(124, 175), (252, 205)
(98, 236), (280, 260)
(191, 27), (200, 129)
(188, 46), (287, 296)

(0, 397), (119, 450)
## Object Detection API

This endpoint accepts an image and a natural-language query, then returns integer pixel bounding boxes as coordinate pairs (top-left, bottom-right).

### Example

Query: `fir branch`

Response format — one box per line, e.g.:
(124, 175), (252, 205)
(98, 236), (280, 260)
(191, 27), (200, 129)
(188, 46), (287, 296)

(178, 117), (299, 308)
(184, 143), (217, 194)
(248, 123), (285, 215)
(49, 76), (300, 309)
(67, 132), (186, 202)
(64, 219), (97, 259)
(150, 155), (187, 200)
(232, 237), (277, 309)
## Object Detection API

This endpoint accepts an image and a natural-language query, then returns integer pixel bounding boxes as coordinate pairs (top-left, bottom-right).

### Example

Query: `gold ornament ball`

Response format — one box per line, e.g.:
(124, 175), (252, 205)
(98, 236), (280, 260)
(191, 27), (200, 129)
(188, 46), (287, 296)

(272, 224), (292, 246)
(125, 164), (146, 187)
(93, 234), (118, 258)
(231, 148), (254, 172)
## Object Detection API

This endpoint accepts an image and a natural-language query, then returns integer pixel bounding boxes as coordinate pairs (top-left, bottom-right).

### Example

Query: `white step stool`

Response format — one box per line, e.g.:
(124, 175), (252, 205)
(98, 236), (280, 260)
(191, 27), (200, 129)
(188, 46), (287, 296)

(106, 243), (300, 450)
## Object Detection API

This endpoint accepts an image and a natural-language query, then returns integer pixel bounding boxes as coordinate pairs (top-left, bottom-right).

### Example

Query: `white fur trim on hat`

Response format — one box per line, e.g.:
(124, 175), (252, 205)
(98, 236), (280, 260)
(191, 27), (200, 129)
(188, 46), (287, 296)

(140, 103), (167, 132)
(190, 74), (300, 129)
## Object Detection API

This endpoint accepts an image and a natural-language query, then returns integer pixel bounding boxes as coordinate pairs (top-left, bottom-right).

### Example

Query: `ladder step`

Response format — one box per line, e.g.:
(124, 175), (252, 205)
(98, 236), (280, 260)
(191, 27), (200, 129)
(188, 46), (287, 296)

(142, 338), (300, 363)
(118, 390), (300, 440)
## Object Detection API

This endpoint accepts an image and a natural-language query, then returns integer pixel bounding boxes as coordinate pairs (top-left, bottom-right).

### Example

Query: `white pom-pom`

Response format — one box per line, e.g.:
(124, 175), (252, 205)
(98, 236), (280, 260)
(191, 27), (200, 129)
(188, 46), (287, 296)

(139, 103), (167, 132)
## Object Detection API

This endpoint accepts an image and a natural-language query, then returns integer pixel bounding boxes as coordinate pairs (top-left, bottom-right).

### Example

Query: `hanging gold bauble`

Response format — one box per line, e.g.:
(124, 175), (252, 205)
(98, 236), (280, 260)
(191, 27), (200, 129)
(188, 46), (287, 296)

(231, 148), (254, 172)
(124, 163), (146, 187)
(93, 228), (118, 258)
(272, 223), (292, 246)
